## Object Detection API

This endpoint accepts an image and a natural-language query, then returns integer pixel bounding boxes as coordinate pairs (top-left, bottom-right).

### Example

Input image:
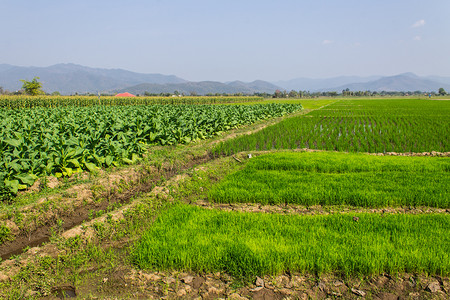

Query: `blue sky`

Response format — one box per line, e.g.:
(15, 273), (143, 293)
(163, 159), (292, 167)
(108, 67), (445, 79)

(1, 0), (449, 81)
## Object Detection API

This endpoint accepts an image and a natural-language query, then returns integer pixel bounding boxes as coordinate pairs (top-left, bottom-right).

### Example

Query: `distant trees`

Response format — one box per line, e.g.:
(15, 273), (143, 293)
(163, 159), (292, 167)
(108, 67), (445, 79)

(288, 90), (299, 98)
(273, 90), (284, 98)
(438, 88), (447, 96)
(20, 77), (44, 95)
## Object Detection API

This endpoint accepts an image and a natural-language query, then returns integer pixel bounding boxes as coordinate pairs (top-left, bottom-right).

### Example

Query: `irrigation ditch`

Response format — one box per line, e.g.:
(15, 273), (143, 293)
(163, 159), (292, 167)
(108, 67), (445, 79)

(0, 153), (213, 261)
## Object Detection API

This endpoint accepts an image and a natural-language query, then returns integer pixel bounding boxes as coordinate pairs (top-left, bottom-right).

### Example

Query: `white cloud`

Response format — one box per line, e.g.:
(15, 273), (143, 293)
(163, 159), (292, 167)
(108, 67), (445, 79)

(413, 35), (421, 41)
(322, 40), (333, 45)
(412, 19), (425, 28)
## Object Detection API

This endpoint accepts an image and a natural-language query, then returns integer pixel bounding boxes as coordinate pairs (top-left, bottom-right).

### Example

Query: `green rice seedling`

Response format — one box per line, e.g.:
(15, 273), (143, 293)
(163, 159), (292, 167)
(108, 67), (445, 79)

(132, 204), (450, 279)
(212, 99), (450, 155)
(209, 152), (450, 208)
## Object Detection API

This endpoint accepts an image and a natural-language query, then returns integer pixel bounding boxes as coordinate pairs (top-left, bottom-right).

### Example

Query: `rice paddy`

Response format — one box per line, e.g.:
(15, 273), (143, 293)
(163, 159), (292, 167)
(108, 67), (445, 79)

(213, 99), (450, 154)
(133, 204), (450, 280)
(208, 151), (450, 208)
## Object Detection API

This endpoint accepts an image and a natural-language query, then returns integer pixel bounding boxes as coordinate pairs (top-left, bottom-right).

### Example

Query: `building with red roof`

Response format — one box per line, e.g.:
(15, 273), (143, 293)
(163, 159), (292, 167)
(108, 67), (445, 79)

(115, 92), (136, 97)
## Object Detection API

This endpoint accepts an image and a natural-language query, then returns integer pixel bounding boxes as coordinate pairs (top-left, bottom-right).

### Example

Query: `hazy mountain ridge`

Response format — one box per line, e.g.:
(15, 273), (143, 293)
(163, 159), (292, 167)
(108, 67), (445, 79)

(276, 73), (450, 93)
(0, 63), (186, 94)
(0, 63), (449, 95)
(275, 75), (382, 91)
(116, 80), (281, 95)
(323, 73), (450, 92)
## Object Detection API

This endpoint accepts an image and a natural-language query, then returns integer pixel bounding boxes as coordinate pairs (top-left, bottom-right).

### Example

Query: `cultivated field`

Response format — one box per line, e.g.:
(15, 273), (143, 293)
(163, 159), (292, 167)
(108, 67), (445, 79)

(0, 102), (301, 199)
(0, 95), (265, 108)
(0, 96), (448, 299)
(213, 99), (450, 154)
(209, 152), (449, 207)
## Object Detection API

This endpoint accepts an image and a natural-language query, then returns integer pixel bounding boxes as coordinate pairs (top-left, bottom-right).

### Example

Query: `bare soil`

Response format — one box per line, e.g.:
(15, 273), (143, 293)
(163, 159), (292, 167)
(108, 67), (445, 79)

(2, 252), (447, 299)
(194, 201), (450, 216)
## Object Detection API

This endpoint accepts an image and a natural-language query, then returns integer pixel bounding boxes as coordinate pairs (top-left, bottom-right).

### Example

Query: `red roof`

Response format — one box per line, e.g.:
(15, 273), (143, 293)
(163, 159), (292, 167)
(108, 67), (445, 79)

(115, 92), (136, 97)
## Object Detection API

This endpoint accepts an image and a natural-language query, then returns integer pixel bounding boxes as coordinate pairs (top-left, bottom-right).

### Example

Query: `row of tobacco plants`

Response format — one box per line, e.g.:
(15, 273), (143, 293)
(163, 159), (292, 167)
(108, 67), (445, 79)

(0, 103), (301, 200)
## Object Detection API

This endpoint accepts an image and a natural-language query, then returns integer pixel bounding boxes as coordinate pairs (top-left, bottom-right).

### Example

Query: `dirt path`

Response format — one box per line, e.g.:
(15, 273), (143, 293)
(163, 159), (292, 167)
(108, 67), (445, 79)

(194, 201), (450, 216)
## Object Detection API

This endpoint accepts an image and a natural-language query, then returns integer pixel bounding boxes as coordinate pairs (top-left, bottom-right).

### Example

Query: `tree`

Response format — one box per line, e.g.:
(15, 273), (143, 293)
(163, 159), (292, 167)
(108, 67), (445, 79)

(288, 90), (299, 98)
(438, 87), (447, 96)
(20, 77), (44, 95)
(273, 89), (282, 98)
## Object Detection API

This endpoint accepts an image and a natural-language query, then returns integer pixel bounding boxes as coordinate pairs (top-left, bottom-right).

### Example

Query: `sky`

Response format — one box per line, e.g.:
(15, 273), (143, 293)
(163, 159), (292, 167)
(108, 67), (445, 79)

(1, 0), (449, 82)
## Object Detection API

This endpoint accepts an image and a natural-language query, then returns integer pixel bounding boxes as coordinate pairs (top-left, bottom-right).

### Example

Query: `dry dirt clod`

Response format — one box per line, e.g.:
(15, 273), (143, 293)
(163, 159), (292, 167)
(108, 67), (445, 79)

(353, 216), (360, 222)
(181, 275), (194, 284)
(374, 275), (390, 287)
(375, 292), (399, 300)
(255, 276), (265, 287)
(0, 273), (10, 282)
(351, 288), (366, 297)
(318, 281), (327, 292)
(426, 281), (441, 293)
(192, 276), (205, 289)
(176, 288), (187, 297)
(333, 280), (344, 287)
(228, 293), (248, 300)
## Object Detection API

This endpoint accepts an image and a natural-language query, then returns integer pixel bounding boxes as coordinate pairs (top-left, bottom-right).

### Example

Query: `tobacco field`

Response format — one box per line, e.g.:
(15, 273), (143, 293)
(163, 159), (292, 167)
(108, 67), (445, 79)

(0, 103), (301, 198)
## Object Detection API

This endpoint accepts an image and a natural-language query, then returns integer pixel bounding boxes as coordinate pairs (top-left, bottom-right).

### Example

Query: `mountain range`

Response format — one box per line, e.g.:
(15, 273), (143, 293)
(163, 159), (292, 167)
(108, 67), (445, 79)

(0, 63), (449, 95)
(115, 80), (281, 95)
(0, 63), (186, 95)
(320, 73), (450, 93)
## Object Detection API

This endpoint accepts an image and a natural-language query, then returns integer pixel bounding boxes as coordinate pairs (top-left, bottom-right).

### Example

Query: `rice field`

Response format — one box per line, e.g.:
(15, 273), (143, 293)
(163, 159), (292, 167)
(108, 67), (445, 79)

(213, 99), (450, 154)
(208, 152), (450, 208)
(133, 99), (450, 282)
(133, 204), (450, 280)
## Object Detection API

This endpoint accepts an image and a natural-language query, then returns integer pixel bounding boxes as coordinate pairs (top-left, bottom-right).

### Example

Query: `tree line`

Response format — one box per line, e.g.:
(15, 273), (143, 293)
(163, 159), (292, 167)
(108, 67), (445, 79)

(0, 77), (447, 97)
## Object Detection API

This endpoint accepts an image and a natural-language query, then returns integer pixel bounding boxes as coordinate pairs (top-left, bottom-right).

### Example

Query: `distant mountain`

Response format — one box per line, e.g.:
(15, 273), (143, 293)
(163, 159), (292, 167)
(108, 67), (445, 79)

(0, 63), (186, 94)
(115, 80), (281, 95)
(425, 75), (450, 86)
(323, 73), (450, 92)
(275, 75), (381, 91)
(275, 73), (450, 93)
(1, 63), (449, 95)
(0, 64), (15, 73)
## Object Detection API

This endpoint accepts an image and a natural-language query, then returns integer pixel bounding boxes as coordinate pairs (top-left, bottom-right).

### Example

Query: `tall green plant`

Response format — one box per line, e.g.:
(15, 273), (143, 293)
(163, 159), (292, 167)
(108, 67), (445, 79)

(20, 77), (44, 96)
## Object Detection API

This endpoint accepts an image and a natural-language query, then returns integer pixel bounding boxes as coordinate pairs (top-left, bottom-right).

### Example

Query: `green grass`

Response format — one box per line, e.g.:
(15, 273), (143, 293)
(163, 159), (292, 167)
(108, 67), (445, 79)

(133, 204), (450, 280)
(208, 152), (450, 208)
(213, 99), (450, 154)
